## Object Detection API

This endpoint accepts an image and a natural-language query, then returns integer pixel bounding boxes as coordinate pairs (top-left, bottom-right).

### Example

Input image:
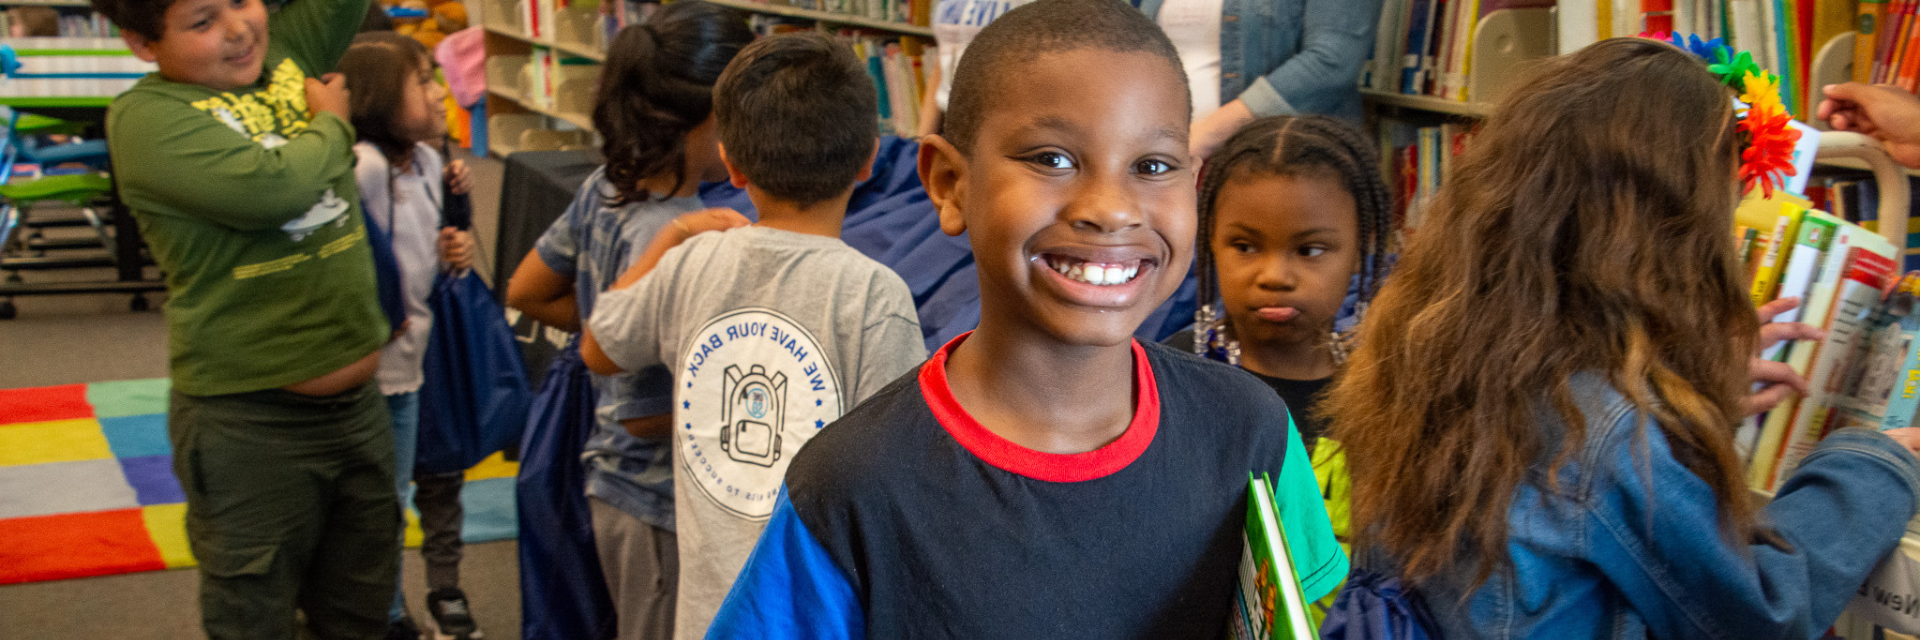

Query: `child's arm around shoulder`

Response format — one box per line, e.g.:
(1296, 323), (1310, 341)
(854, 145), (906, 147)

(270, 0), (373, 75)
(580, 207), (750, 375)
(111, 74), (355, 230)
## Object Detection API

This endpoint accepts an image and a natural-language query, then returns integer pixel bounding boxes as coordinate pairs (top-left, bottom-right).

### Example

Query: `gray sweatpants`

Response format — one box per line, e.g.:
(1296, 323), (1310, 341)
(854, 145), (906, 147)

(589, 496), (678, 640)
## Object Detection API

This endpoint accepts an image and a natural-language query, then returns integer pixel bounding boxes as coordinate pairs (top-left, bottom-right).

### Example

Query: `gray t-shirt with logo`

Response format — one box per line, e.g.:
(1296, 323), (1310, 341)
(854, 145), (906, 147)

(588, 225), (926, 640)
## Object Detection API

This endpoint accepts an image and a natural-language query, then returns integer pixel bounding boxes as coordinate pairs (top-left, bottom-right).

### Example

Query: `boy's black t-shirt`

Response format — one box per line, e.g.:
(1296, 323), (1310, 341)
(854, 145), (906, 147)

(703, 334), (1350, 639)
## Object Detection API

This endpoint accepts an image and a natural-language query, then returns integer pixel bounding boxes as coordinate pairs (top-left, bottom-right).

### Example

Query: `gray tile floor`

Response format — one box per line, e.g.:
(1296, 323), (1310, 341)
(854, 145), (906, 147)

(0, 150), (530, 639)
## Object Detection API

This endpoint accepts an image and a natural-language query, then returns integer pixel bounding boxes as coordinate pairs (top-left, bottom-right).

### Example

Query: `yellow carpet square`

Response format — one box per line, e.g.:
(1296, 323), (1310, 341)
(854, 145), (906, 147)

(464, 451), (519, 482)
(139, 503), (195, 569)
(0, 419), (112, 466)
(404, 507), (423, 548)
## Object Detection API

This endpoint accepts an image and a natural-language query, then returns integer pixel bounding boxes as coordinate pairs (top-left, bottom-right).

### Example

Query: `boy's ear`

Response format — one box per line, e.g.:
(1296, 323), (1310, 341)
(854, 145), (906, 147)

(855, 137), (879, 183)
(123, 31), (159, 63)
(717, 142), (749, 189)
(917, 134), (968, 237)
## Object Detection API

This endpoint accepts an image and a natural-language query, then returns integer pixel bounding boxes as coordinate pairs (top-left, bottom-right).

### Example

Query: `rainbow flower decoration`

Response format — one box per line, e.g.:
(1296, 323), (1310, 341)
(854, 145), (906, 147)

(1643, 32), (1801, 196)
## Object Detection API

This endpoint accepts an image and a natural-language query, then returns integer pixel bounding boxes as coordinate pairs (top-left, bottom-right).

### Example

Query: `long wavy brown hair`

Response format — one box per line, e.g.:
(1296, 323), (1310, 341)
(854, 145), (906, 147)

(1323, 37), (1757, 588)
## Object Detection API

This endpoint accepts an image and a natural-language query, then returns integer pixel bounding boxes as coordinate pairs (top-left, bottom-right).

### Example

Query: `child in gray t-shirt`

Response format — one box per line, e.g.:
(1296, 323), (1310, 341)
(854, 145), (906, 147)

(581, 33), (926, 640)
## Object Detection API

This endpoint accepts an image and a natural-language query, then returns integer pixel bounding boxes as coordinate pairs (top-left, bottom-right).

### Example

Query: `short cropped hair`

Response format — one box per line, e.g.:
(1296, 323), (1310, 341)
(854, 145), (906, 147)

(91, 0), (171, 41)
(713, 32), (878, 207)
(946, 0), (1187, 154)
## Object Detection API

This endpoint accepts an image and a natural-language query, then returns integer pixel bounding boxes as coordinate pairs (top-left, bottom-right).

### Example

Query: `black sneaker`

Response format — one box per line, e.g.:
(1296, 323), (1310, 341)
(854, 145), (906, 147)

(425, 588), (483, 640)
(385, 616), (422, 640)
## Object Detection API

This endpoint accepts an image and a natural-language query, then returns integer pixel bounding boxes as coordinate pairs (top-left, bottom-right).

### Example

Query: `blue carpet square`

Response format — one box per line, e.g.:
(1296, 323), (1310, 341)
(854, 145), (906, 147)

(99, 414), (170, 459)
(118, 455), (184, 506)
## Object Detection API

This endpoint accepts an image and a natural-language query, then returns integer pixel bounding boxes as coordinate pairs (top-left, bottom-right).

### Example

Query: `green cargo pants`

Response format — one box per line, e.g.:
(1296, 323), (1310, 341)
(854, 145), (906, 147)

(168, 382), (400, 640)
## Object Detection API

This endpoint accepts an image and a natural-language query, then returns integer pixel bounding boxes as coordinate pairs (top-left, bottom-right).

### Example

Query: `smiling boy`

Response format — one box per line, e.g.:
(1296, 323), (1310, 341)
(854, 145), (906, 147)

(92, 0), (396, 636)
(704, 0), (1346, 637)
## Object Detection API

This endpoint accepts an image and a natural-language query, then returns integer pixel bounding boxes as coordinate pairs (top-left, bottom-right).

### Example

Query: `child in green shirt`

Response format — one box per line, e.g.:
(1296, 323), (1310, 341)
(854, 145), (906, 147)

(94, 0), (397, 636)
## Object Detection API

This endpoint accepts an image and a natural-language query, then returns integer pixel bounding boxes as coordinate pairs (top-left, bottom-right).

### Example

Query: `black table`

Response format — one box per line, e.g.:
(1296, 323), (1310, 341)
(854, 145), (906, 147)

(493, 149), (602, 386)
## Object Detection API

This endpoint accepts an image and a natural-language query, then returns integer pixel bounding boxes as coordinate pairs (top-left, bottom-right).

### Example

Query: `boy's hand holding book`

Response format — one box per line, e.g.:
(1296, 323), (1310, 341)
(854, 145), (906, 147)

(305, 72), (350, 121)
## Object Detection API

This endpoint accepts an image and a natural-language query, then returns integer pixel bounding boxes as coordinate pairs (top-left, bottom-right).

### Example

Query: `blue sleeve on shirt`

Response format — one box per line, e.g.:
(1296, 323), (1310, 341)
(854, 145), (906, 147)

(706, 489), (865, 640)
(535, 176), (598, 279)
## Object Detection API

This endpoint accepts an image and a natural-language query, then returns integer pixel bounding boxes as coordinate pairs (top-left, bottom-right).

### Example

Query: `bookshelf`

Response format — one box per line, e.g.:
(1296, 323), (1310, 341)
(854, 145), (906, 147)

(483, 23), (607, 62)
(476, 0), (935, 158)
(1360, 88), (1489, 118)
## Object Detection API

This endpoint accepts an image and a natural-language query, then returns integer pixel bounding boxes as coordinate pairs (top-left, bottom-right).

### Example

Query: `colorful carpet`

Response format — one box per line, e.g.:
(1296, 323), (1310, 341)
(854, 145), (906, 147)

(0, 379), (519, 585)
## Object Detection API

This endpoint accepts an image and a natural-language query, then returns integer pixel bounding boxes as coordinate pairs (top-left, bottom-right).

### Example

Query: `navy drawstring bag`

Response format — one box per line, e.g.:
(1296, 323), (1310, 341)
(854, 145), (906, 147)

(360, 202), (407, 333)
(1319, 567), (1442, 640)
(415, 269), (532, 474)
(515, 343), (617, 640)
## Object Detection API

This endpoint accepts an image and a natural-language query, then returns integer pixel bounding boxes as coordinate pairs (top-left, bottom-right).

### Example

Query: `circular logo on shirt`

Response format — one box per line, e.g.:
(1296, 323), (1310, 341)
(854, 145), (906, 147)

(676, 308), (842, 520)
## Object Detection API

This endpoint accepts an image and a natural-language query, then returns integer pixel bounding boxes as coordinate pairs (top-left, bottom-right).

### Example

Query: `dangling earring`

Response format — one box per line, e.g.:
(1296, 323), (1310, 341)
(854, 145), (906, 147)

(1326, 301), (1365, 366)
(1195, 302), (1240, 366)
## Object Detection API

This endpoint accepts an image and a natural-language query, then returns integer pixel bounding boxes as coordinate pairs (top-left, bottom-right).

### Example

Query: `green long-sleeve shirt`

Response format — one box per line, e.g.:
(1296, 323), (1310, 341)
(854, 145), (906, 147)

(108, 0), (382, 396)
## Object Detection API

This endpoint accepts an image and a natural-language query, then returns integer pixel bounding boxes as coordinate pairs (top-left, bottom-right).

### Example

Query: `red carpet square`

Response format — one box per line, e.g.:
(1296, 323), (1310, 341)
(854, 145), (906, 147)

(0, 384), (92, 425)
(0, 508), (165, 584)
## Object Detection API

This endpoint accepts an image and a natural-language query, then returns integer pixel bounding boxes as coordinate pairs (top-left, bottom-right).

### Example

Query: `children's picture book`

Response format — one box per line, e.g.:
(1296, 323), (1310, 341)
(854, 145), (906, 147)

(1229, 474), (1316, 640)
(1831, 272), (1920, 433)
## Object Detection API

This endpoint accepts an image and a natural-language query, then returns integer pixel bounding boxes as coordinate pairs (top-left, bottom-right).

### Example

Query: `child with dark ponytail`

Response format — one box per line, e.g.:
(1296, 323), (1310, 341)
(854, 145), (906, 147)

(503, 4), (752, 639)
(1174, 115), (1398, 613)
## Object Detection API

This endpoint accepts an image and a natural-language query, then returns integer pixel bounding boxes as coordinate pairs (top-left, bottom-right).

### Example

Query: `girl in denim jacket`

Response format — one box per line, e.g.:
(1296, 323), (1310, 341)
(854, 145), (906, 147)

(1323, 37), (1920, 639)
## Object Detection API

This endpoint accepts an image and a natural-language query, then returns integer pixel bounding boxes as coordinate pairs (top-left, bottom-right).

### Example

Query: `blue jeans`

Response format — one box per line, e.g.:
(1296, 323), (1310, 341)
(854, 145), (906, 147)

(384, 391), (420, 623)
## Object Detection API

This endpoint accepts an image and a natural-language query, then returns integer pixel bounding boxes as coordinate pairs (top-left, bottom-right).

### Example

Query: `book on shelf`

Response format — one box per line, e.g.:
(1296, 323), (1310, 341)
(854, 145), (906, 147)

(1375, 118), (1474, 231)
(1537, 0), (1872, 117)
(1365, 0), (1552, 102)
(1229, 474), (1316, 640)
(731, 0), (935, 26)
(1806, 172), (1920, 273)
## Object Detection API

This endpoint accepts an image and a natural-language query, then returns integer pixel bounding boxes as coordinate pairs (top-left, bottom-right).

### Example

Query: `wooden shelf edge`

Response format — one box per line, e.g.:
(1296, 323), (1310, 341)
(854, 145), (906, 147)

(483, 23), (606, 62)
(700, 0), (933, 36)
(488, 87), (596, 132)
(1360, 88), (1490, 118)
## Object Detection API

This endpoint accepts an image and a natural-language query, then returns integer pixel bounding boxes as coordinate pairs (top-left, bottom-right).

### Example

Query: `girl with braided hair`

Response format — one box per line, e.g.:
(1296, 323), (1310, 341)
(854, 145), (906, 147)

(1171, 115), (1396, 607)
(504, 4), (752, 639)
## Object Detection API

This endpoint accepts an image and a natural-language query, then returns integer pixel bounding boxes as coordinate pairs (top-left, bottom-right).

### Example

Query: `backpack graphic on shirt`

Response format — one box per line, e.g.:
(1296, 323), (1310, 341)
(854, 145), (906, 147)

(721, 364), (785, 468)
(677, 307), (842, 519)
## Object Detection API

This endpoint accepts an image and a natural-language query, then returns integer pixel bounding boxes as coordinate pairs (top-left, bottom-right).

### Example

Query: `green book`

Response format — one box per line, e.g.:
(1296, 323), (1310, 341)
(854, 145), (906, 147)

(1229, 474), (1316, 640)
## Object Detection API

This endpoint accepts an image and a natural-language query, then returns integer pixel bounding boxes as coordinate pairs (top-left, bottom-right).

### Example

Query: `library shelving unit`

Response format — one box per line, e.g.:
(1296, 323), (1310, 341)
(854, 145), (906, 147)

(478, 0), (607, 157)
(477, 0), (932, 157)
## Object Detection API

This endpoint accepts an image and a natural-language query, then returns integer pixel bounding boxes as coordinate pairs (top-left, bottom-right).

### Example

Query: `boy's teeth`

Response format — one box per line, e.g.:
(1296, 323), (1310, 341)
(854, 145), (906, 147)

(1046, 256), (1141, 286)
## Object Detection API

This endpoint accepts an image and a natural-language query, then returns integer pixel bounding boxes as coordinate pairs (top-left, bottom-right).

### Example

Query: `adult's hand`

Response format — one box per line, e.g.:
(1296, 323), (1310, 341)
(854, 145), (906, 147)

(1189, 99), (1256, 162)
(1817, 83), (1920, 168)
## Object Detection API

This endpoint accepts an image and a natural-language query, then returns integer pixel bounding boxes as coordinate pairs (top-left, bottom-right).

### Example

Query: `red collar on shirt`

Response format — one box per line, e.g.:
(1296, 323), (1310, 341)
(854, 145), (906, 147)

(917, 331), (1160, 483)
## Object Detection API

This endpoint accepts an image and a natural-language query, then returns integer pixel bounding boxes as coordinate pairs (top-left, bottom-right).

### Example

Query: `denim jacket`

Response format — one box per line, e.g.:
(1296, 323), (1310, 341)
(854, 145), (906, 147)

(1410, 375), (1920, 639)
(1137, 0), (1382, 121)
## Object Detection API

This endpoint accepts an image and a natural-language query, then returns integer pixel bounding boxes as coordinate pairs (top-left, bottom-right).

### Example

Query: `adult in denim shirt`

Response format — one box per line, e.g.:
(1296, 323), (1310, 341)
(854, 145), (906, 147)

(919, 0), (1381, 158)
(1323, 39), (1920, 639)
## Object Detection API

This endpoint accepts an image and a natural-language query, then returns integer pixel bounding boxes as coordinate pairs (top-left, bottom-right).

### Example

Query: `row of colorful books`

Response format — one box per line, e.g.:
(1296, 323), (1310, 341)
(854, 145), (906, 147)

(1736, 194), (1920, 500)
(753, 16), (934, 138)
(1360, 0), (1553, 100)
(1378, 119), (1475, 232)
(1850, 0), (1920, 94)
(1370, 0), (1863, 117)
(742, 0), (935, 26)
